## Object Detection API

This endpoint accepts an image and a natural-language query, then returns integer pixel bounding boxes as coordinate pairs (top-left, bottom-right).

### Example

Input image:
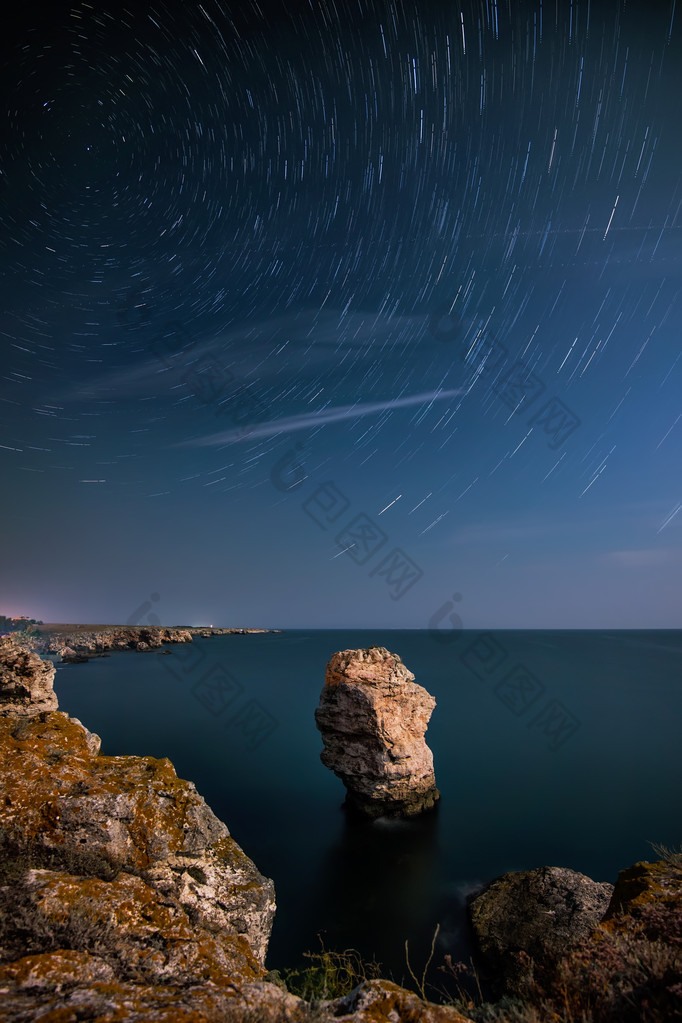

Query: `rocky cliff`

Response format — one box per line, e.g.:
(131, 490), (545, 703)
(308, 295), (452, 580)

(315, 646), (439, 818)
(0, 637), (59, 716)
(8, 624), (277, 663)
(6, 633), (673, 1022)
(0, 633), (280, 1019)
(0, 635), (473, 1022)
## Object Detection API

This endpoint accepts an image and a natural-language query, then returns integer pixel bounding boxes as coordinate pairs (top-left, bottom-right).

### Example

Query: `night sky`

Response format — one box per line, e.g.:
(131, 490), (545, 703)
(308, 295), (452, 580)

(2, 0), (681, 629)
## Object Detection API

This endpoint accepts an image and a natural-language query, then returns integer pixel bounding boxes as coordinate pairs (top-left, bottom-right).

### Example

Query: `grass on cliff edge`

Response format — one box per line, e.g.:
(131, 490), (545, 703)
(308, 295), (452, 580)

(279, 939), (383, 1002)
(278, 889), (682, 1023)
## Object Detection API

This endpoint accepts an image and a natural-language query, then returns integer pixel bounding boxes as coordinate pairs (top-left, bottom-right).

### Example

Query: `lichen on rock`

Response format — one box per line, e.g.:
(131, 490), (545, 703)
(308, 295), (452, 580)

(331, 978), (473, 1022)
(315, 646), (440, 818)
(0, 633), (279, 1019)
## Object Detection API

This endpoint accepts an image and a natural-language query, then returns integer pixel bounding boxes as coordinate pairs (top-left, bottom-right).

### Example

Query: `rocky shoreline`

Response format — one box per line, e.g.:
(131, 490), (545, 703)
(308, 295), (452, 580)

(0, 635), (473, 1022)
(0, 635), (679, 1021)
(11, 624), (276, 664)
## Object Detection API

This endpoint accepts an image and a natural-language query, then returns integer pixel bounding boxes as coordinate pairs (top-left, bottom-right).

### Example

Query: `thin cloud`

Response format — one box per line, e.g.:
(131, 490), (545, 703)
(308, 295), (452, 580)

(175, 386), (468, 446)
(68, 307), (435, 400)
(604, 548), (682, 567)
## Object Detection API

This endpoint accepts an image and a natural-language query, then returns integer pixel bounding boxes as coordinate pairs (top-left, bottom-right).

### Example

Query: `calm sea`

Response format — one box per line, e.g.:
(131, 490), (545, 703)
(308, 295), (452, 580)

(54, 629), (682, 989)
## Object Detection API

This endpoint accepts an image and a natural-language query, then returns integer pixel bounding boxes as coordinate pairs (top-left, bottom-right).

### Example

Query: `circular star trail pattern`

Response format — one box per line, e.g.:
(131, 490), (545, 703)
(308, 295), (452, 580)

(1, 0), (681, 627)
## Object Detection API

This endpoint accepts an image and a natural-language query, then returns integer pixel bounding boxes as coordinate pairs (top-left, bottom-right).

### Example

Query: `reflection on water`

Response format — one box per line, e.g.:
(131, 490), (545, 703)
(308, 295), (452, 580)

(311, 807), (441, 970)
(268, 800), (484, 999)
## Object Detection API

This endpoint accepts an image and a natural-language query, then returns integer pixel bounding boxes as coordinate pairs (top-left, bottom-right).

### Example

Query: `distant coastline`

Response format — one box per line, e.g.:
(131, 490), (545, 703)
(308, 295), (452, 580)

(9, 623), (279, 663)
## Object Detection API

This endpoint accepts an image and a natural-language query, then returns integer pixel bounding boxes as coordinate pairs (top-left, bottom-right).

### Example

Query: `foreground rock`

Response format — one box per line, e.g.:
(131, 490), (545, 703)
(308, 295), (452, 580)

(331, 979), (473, 1022)
(0, 635), (281, 1020)
(469, 858), (682, 1019)
(0, 711), (275, 959)
(540, 861), (682, 1020)
(0, 967), (305, 1022)
(469, 865), (613, 991)
(594, 857), (682, 978)
(603, 857), (682, 927)
(315, 647), (439, 818)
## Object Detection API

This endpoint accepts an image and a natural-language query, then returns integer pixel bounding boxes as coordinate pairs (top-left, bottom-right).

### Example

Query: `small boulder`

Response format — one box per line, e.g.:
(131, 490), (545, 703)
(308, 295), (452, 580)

(331, 978), (474, 1022)
(469, 865), (613, 989)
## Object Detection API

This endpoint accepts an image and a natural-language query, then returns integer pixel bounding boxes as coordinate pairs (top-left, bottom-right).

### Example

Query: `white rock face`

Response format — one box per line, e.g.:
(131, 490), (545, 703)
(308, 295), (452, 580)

(0, 636), (59, 716)
(315, 647), (440, 818)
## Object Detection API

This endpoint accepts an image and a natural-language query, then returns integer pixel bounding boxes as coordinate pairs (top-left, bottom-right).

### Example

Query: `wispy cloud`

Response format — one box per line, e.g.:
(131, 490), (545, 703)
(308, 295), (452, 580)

(604, 548), (682, 567)
(69, 307), (434, 400)
(175, 386), (468, 446)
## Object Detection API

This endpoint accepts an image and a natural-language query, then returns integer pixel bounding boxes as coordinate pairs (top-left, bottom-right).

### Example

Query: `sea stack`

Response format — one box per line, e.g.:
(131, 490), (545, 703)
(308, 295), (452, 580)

(315, 646), (439, 818)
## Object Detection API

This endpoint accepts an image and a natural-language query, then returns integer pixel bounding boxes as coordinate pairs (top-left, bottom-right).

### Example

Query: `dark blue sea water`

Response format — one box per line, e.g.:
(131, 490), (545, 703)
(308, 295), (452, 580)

(53, 629), (682, 988)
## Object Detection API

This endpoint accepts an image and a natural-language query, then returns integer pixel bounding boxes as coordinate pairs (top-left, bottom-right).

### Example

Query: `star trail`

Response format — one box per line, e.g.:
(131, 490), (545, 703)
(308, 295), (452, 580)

(1, 0), (680, 628)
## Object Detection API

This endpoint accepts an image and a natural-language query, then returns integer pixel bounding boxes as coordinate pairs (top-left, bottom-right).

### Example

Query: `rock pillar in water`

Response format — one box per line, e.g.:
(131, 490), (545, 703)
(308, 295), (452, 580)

(315, 646), (439, 818)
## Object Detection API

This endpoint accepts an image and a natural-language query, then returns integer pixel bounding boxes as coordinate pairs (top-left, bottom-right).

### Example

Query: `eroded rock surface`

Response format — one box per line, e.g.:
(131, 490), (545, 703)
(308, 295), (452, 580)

(0, 635), (59, 716)
(315, 646), (439, 818)
(469, 865), (614, 989)
(0, 634), (277, 1018)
